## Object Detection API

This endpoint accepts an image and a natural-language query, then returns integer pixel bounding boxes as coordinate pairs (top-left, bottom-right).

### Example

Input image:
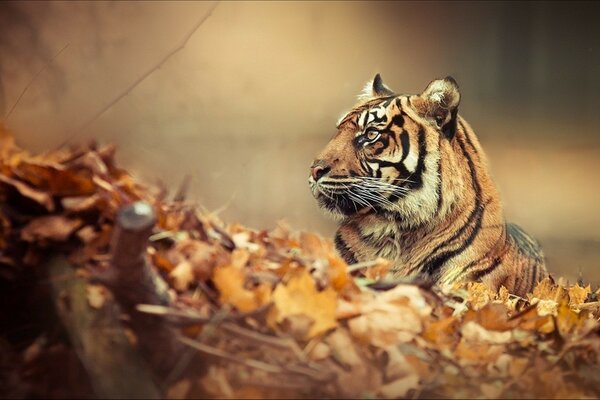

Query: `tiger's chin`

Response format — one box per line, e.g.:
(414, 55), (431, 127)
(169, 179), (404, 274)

(313, 191), (364, 218)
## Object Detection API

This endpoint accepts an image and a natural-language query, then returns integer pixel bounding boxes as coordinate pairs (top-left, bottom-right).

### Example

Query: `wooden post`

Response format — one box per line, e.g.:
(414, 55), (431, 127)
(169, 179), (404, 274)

(107, 201), (189, 384)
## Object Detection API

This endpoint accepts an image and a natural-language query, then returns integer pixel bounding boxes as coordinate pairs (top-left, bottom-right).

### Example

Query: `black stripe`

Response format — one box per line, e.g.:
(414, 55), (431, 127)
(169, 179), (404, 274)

(381, 97), (395, 108)
(405, 127), (427, 190)
(368, 110), (387, 124)
(531, 262), (538, 287)
(335, 232), (358, 265)
(472, 257), (501, 280)
(399, 131), (410, 163)
(435, 135), (443, 215)
(422, 205), (484, 276)
(420, 132), (484, 275)
(387, 127), (427, 202)
(454, 224), (506, 281)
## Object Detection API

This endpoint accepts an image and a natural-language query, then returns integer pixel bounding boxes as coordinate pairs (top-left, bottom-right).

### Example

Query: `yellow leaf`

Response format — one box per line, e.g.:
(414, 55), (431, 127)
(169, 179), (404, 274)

(568, 284), (591, 306)
(530, 277), (568, 303)
(213, 251), (271, 312)
(466, 282), (495, 310)
(269, 269), (337, 339)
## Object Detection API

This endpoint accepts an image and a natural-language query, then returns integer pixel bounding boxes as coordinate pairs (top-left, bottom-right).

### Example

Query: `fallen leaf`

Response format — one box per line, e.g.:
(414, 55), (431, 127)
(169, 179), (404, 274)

(348, 285), (431, 348)
(460, 321), (512, 344)
(170, 261), (194, 292)
(467, 282), (495, 310)
(213, 250), (271, 313)
(0, 174), (54, 211)
(568, 284), (591, 306)
(269, 268), (337, 339)
(21, 215), (82, 242)
(15, 160), (96, 196)
(530, 277), (568, 304)
(86, 284), (107, 309)
(378, 374), (419, 399)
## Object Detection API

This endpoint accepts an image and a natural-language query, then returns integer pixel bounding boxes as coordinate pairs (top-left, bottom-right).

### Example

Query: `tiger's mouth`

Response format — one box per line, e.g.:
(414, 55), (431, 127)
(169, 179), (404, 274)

(309, 175), (403, 216)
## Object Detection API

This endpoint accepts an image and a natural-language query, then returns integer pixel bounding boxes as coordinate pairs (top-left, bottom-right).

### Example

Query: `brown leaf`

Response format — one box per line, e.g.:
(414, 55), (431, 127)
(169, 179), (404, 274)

(0, 174), (54, 211)
(61, 194), (105, 214)
(21, 215), (82, 242)
(348, 285), (431, 348)
(378, 374), (419, 399)
(14, 160), (96, 197)
(464, 303), (516, 331)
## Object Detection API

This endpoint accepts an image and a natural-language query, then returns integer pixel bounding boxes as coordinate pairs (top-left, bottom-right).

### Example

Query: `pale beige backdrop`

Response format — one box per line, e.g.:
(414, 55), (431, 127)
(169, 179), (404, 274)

(1, 1), (599, 282)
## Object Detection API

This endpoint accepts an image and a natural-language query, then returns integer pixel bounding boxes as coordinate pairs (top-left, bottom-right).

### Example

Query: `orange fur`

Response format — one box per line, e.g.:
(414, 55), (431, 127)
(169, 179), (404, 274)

(309, 75), (546, 296)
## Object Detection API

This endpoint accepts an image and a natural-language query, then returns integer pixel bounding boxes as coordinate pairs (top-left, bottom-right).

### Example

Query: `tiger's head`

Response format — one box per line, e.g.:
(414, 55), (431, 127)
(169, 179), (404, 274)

(309, 74), (465, 226)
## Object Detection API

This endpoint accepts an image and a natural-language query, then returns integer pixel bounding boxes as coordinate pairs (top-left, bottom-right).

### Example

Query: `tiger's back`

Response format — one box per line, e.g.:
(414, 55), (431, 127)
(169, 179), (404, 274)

(309, 75), (547, 296)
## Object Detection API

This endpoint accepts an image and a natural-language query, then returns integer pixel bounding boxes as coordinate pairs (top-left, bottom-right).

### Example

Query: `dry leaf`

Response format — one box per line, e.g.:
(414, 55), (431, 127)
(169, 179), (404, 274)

(348, 285), (431, 348)
(0, 174), (54, 211)
(269, 268), (337, 339)
(213, 250), (271, 313)
(467, 281), (495, 310)
(21, 215), (82, 242)
(378, 374), (419, 399)
(568, 284), (591, 306)
(170, 261), (194, 292)
(86, 284), (107, 309)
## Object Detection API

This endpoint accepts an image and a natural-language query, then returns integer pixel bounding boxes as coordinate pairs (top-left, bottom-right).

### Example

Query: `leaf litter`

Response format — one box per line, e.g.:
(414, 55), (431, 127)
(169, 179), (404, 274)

(1, 126), (600, 398)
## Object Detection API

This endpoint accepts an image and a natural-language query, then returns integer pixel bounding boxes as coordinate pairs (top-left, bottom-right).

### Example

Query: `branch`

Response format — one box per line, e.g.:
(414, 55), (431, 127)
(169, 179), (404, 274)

(62, 2), (218, 145)
(3, 43), (70, 122)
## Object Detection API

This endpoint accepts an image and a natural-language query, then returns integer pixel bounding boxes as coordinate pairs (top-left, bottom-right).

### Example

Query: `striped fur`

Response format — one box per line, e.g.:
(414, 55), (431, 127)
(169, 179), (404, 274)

(309, 75), (546, 296)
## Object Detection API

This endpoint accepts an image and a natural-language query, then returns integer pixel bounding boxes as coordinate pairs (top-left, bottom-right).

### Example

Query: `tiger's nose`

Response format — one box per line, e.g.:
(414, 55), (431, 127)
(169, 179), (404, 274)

(310, 162), (331, 181)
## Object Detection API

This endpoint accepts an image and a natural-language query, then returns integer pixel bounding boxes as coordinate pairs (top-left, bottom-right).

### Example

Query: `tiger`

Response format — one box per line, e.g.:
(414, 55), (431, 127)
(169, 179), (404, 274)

(308, 74), (547, 296)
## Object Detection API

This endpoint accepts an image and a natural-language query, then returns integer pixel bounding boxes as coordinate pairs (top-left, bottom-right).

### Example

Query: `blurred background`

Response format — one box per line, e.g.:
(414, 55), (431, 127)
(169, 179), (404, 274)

(0, 1), (598, 283)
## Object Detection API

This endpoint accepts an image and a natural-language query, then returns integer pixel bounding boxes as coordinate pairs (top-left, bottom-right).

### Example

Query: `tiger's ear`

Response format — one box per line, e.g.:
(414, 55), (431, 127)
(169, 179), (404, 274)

(358, 73), (395, 101)
(413, 77), (461, 138)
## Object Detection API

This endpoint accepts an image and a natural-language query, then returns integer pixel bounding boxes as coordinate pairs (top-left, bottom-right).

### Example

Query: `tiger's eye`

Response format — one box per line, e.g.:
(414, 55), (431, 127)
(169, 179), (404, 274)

(366, 130), (379, 141)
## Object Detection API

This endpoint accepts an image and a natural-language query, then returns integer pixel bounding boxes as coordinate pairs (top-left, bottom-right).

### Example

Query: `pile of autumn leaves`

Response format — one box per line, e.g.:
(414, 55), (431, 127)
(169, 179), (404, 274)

(1, 127), (600, 399)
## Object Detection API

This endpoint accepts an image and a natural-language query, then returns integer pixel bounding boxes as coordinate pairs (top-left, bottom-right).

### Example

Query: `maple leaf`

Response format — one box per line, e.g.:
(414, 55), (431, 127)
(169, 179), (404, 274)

(466, 282), (496, 310)
(213, 250), (271, 313)
(268, 268), (337, 339)
(530, 277), (568, 303)
(568, 283), (591, 306)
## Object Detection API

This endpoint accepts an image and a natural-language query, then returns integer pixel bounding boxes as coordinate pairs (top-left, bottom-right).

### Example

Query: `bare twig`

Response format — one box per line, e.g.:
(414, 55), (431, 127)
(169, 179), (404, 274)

(3, 43), (70, 122)
(178, 335), (284, 374)
(173, 174), (192, 202)
(346, 259), (384, 273)
(164, 306), (231, 385)
(179, 335), (333, 382)
(220, 322), (307, 362)
(61, 2), (218, 145)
